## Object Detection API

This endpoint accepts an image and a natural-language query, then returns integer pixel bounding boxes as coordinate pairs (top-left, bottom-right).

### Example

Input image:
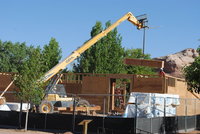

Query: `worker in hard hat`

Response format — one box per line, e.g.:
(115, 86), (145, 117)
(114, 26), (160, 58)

(159, 68), (165, 77)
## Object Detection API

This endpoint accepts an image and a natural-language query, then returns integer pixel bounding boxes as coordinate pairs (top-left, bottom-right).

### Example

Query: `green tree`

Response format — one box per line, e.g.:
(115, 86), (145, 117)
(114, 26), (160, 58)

(184, 47), (200, 93)
(0, 38), (62, 73)
(14, 46), (45, 104)
(13, 38), (62, 103)
(42, 38), (62, 72)
(0, 41), (29, 72)
(73, 21), (124, 74)
(0, 40), (10, 72)
(14, 47), (45, 131)
(123, 48), (155, 74)
(0, 38), (62, 102)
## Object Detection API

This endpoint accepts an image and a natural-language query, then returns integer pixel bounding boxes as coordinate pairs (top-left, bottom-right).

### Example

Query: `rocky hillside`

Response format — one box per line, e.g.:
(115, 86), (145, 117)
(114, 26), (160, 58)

(154, 48), (199, 78)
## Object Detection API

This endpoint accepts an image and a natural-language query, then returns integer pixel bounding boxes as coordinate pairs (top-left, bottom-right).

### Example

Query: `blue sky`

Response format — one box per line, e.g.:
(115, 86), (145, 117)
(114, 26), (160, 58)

(1, 0), (200, 63)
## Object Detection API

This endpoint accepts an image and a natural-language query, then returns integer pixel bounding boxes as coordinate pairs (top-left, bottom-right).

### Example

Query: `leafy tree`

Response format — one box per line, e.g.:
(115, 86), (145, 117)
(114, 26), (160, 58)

(0, 38), (62, 73)
(123, 48), (155, 75)
(0, 38), (62, 105)
(14, 47), (45, 131)
(42, 38), (62, 73)
(14, 46), (45, 104)
(0, 40), (10, 72)
(10, 37), (62, 105)
(184, 47), (200, 93)
(12, 37), (62, 102)
(73, 21), (124, 74)
(0, 41), (29, 72)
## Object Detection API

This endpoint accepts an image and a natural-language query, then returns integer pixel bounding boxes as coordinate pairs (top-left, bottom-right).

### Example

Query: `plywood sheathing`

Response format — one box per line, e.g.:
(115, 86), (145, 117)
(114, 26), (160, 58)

(81, 76), (109, 112)
(132, 75), (164, 93)
(0, 73), (19, 102)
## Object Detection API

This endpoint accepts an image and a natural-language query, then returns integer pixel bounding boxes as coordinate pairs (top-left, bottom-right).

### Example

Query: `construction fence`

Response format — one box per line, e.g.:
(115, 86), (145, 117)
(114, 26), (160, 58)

(0, 93), (200, 134)
(71, 93), (200, 133)
(75, 93), (200, 116)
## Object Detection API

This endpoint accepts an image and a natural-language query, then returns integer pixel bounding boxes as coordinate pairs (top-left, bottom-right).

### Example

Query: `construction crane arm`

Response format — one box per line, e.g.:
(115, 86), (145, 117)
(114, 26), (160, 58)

(41, 12), (145, 82)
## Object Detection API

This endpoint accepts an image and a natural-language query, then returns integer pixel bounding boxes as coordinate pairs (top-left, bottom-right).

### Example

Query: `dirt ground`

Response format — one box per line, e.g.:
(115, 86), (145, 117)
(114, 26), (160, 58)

(178, 130), (200, 134)
(0, 128), (73, 134)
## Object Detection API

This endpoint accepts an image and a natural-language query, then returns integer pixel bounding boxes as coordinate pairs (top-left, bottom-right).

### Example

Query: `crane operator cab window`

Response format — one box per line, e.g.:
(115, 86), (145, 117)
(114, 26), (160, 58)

(48, 84), (67, 98)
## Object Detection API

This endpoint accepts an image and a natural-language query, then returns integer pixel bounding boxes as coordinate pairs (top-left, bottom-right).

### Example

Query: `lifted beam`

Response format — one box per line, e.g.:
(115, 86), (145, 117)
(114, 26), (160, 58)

(124, 58), (164, 68)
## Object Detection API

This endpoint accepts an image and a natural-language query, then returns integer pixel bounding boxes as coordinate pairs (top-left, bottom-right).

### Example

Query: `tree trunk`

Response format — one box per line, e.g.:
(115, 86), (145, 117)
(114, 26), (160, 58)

(18, 100), (23, 129)
(24, 102), (30, 131)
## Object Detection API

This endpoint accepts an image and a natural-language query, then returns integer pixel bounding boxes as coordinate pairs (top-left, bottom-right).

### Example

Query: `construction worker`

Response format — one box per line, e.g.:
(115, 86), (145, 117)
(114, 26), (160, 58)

(159, 68), (165, 77)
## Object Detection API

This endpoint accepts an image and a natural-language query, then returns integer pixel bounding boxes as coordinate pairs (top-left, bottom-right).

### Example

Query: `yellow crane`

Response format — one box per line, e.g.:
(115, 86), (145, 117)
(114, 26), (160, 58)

(38, 12), (147, 113)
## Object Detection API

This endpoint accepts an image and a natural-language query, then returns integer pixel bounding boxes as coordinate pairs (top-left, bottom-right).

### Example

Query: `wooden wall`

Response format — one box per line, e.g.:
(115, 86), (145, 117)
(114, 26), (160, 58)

(81, 76), (110, 112)
(132, 76), (164, 93)
(166, 76), (200, 99)
(0, 73), (19, 102)
(63, 83), (82, 94)
(0, 73), (16, 90)
(81, 76), (109, 94)
(166, 76), (200, 115)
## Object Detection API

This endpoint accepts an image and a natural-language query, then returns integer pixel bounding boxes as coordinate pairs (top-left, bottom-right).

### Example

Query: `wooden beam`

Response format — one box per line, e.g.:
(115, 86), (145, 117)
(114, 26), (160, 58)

(124, 58), (164, 68)
(55, 106), (101, 112)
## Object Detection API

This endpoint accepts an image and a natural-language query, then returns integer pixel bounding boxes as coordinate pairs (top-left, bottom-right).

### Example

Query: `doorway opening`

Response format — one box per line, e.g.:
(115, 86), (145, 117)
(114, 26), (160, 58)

(110, 78), (132, 113)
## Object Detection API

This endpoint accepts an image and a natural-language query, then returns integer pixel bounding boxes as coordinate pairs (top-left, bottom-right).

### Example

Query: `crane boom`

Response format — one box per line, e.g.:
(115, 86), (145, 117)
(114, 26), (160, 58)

(41, 12), (145, 82)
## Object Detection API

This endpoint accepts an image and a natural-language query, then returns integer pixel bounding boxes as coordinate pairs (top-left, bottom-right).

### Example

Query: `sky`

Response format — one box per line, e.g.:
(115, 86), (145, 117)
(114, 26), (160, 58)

(1, 0), (200, 63)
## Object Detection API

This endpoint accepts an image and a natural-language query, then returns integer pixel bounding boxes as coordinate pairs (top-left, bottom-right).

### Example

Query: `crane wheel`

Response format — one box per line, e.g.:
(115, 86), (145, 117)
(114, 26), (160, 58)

(39, 101), (54, 113)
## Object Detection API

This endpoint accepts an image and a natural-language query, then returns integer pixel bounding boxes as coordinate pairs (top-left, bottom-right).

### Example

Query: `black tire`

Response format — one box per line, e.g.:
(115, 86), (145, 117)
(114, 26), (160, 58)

(77, 99), (90, 107)
(39, 101), (54, 113)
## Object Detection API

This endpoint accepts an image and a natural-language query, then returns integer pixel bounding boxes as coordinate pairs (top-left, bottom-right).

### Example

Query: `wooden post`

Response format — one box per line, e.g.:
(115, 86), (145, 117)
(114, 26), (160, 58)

(162, 77), (165, 93)
(165, 76), (168, 93)
(78, 120), (92, 134)
(111, 82), (115, 110)
(123, 85), (127, 106)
